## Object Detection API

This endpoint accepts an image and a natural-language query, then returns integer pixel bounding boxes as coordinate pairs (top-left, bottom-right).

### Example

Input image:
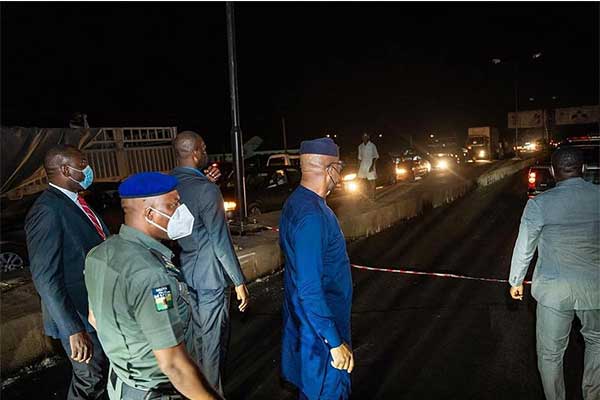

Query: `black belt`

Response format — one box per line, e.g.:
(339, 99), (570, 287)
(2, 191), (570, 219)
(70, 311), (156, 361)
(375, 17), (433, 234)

(110, 369), (183, 400)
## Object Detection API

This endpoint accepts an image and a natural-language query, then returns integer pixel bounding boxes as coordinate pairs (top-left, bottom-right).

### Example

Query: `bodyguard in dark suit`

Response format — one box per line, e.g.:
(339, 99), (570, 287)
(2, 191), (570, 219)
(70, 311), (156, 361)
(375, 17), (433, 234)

(171, 131), (249, 394)
(25, 145), (109, 399)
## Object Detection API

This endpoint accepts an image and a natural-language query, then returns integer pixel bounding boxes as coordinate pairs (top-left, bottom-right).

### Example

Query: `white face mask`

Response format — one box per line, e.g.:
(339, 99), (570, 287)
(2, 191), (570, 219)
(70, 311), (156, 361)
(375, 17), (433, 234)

(145, 204), (195, 240)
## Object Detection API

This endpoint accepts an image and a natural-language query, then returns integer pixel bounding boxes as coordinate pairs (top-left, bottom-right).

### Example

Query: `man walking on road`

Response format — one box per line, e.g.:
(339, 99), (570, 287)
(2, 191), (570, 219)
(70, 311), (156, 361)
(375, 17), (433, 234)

(357, 133), (379, 201)
(171, 131), (249, 395)
(280, 138), (354, 400)
(25, 145), (109, 400)
(509, 147), (599, 400)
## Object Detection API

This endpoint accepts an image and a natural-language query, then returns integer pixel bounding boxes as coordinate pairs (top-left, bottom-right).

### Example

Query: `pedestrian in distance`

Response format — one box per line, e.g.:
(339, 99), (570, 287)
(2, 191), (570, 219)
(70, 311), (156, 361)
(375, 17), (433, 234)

(509, 146), (599, 400)
(85, 172), (221, 400)
(171, 131), (249, 395)
(357, 133), (379, 201)
(280, 137), (354, 400)
(25, 145), (109, 400)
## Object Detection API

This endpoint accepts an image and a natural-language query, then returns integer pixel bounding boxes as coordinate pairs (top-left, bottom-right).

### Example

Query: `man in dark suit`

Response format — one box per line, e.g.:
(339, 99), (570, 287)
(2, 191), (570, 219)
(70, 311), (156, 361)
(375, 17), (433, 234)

(25, 145), (109, 399)
(171, 131), (249, 395)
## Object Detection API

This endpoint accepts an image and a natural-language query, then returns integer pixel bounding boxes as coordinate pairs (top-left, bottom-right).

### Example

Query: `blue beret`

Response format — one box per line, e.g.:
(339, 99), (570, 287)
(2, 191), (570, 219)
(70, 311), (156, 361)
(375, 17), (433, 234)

(300, 137), (339, 157)
(119, 172), (178, 199)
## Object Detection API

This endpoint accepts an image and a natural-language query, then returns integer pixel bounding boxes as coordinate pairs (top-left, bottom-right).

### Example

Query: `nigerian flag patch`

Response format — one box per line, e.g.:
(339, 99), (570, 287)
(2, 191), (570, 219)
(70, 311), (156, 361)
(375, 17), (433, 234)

(152, 285), (174, 312)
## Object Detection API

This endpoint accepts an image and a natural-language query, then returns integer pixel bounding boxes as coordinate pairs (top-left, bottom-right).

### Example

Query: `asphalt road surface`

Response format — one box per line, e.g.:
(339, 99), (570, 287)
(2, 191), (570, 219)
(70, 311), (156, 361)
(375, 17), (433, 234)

(224, 168), (585, 400)
(2, 167), (586, 399)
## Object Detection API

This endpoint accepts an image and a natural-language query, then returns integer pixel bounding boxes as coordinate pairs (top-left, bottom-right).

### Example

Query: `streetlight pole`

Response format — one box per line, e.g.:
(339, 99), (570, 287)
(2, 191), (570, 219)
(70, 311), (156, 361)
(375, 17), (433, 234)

(226, 2), (247, 228)
(514, 62), (520, 159)
(281, 116), (288, 153)
(492, 52), (542, 159)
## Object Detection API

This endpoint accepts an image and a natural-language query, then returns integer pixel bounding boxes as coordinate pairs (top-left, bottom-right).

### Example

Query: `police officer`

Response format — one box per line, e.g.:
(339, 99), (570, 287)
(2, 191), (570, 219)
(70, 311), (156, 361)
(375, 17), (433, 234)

(85, 172), (220, 400)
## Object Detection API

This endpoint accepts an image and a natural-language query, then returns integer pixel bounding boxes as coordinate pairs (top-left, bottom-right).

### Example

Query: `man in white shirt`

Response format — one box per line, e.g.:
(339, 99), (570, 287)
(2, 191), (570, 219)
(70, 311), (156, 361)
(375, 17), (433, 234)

(357, 133), (379, 200)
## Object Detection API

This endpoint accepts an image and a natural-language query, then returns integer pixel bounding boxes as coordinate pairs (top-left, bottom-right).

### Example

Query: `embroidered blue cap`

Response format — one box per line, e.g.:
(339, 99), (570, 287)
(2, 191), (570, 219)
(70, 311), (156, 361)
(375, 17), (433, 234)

(119, 172), (178, 199)
(299, 137), (339, 157)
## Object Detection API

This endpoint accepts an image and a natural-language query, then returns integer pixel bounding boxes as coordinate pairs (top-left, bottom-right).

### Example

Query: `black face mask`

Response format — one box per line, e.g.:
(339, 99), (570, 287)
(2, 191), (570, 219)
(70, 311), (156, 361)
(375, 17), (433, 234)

(325, 161), (343, 192)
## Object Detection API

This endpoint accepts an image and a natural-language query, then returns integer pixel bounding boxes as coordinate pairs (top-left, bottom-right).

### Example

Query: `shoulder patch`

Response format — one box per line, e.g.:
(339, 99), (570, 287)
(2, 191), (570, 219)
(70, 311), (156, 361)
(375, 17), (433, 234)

(152, 285), (174, 312)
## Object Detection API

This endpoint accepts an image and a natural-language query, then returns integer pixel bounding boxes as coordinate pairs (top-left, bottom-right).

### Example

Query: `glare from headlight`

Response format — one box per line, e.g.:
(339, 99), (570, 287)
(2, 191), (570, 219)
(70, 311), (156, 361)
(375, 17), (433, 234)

(343, 173), (357, 181)
(347, 182), (359, 192)
(224, 201), (237, 211)
(479, 150), (486, 158)
(525, 143), (537, 151)
(437, 160), (449, 170)
(395, 167), (407, 175)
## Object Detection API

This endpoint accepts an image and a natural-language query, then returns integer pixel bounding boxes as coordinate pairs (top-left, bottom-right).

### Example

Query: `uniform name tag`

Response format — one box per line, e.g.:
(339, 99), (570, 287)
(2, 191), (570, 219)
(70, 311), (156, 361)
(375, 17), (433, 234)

(152, 286), (174, 312)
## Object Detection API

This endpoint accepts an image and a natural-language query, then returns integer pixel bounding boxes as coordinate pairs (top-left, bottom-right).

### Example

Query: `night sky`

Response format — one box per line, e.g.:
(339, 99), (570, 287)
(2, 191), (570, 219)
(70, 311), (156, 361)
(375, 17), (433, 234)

(2, 2), (598, 153)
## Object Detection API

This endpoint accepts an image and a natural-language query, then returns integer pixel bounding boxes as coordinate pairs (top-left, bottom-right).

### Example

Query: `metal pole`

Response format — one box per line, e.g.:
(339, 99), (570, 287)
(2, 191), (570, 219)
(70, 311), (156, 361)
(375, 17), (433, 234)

(514, 62), (520, 158)
(282, 116), (288, 153)
(226, 2), (247, 226)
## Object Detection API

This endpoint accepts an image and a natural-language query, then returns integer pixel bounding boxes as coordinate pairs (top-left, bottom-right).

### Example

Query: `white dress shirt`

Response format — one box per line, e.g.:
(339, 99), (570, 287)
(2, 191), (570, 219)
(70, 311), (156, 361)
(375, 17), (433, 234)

(49, 183), (102, 228)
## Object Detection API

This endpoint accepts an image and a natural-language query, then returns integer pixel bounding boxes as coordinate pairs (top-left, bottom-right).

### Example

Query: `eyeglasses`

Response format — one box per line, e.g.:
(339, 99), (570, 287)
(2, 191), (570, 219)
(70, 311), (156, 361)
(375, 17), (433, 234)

(327, 161), (344, 172)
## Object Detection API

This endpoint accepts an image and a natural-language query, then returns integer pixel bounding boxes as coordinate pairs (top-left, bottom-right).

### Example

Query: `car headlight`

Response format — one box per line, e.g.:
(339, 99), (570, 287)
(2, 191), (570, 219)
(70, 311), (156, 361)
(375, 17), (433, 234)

(437, 160), (449, 170)
(347, 181), (359, 192)
(224, 201), (237, 211)
(343, 173), (357, 181)
(395, 167), (407, 175)
(479, 150), (486, 158)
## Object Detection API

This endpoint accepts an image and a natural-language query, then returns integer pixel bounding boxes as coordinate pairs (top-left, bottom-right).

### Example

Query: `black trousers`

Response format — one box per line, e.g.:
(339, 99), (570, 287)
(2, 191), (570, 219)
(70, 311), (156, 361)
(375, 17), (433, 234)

(60, 332), (109, 400)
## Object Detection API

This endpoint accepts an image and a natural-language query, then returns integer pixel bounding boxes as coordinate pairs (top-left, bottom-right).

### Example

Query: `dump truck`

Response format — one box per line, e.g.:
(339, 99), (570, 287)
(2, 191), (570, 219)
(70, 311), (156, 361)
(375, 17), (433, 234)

(466, 126), (499, 161)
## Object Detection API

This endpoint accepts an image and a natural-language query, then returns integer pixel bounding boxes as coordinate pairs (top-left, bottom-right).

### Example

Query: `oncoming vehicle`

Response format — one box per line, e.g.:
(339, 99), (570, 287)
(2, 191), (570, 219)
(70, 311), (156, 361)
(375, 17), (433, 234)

(392, 149), (431, 182)
(340, 154), (401, 193)
(466, 126), (499, 161)
(428, 152), (458, 171)
(426, 135), (460, 170)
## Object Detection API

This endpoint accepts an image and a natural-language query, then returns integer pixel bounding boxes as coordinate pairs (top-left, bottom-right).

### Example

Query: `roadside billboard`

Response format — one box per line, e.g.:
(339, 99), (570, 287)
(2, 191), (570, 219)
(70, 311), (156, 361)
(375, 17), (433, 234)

(508, 110), (545, 129)
(555, 105), (600, 125)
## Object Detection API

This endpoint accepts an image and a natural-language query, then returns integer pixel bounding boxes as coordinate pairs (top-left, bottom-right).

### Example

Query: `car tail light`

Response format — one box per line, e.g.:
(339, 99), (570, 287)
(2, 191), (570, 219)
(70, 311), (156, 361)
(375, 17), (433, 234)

(567, 136), (591, 142)
(528, 172), (536, 187)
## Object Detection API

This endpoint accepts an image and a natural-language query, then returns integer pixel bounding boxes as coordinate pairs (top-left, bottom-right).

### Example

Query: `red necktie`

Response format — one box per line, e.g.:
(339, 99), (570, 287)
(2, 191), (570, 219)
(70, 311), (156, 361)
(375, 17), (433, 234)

(77, 195), (106, 240)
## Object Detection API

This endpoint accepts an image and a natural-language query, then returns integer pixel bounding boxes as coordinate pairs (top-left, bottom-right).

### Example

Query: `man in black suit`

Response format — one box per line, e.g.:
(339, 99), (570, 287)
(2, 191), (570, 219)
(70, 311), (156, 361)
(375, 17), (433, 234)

(25, 145), (109, 399)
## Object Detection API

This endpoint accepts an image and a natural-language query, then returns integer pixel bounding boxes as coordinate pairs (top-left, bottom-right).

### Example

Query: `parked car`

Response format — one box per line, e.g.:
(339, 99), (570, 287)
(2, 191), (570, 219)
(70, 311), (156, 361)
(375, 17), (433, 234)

(0, 195), (38, 273)
(221, 165), (302, 217)
(266, 153), (300, 167)
(561, 136), (600, 185)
